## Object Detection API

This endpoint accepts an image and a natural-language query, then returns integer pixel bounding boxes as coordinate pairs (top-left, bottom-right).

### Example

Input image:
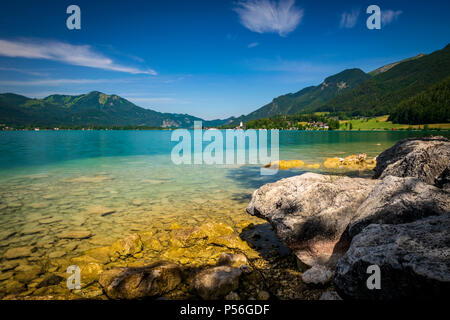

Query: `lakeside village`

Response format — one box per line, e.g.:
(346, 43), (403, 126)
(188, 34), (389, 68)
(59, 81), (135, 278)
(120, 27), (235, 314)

(0, 121), (331, 131)
(1, 117), (447, 131)
(234, 121), (329, 130)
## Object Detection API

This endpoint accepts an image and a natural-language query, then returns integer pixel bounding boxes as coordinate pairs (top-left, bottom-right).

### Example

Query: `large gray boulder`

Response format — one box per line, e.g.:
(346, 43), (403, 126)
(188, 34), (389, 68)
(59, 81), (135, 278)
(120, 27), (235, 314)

(99, 261), (182, 299)
(334, 215), (450, 300)
(345, 175), (450, 239)
(373, 136), (450, 185)
(246, 173), (377, 266)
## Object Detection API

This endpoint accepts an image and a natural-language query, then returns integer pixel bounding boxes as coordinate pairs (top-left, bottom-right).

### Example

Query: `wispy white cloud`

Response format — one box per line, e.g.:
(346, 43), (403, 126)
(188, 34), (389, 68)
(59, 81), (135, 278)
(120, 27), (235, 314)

(340, 9), (360, 28)
(0, 38), (157, 75)
(0, 67), (48, 77)
(381, 10), (402, 26)
(248, 42), (259, 48)
(233, 0), (303, 37)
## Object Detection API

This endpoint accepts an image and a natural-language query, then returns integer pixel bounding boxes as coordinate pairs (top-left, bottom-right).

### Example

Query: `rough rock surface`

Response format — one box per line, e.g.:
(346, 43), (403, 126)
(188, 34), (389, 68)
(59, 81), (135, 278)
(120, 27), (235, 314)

(36, 274), (64, 289)
(87, 205), (116, 216)
(435, 164), (450, 189)
(194, 266), (242, 300)
(58, 231), (93, 239)
(3, 246), (36, 259)
(217, 253), (248, 268)
(302, 265), (333, 285)
(373, 136), (450, 185)
(246, 173), (377, 266)
(99, 261), (182, 299)
(334, 215), (450, 300)
(108, 233), (143, 261)
(345, 175), (450, 239)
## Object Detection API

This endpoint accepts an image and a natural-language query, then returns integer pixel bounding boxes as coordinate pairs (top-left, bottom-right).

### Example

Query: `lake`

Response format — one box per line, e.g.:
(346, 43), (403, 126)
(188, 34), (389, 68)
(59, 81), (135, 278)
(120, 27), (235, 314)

(0, 130), (447, 297)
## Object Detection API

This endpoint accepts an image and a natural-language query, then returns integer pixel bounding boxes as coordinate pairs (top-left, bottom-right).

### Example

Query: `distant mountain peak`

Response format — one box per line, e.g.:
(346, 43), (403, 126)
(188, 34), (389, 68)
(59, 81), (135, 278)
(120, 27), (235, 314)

(369, 54), (426, 76)
(231, 68), (370, 124)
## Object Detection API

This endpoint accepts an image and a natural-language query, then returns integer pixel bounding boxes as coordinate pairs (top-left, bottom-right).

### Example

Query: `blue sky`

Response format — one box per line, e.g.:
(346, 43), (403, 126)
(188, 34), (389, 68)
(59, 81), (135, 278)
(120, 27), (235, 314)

(0, 0), (449, 119)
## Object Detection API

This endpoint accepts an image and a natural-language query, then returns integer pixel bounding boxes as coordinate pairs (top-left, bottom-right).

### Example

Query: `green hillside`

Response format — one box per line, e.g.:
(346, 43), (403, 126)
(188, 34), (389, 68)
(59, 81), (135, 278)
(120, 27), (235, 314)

(388, 76), (450, 124)
(228, 44), (449, 125)
(234, 68), (370, 123)
(318, 44), (450, 116)
(0, 91), (222, 128)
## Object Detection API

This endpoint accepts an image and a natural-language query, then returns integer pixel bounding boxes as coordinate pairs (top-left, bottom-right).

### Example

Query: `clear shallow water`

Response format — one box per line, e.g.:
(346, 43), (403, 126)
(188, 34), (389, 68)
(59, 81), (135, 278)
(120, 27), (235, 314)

(0, 130), (447, 287)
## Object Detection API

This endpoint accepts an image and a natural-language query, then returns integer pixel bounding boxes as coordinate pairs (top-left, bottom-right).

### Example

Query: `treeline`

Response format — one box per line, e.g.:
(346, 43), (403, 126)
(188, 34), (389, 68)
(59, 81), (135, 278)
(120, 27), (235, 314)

(231, 114), (340, 130)
(388, 77), (450, 124)
(1, 124), (165, 130)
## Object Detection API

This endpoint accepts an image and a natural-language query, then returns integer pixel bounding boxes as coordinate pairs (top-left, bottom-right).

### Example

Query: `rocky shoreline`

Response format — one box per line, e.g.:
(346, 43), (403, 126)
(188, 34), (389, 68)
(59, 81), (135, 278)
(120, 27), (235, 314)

(247, 136), (450, 299)
(1, 218), (328, 300)
(1, 136), (449, 300)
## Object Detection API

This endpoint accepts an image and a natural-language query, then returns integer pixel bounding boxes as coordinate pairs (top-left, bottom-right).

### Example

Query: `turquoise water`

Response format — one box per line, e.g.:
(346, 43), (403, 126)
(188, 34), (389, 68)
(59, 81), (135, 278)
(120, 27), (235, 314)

(0, 130), (447, 293)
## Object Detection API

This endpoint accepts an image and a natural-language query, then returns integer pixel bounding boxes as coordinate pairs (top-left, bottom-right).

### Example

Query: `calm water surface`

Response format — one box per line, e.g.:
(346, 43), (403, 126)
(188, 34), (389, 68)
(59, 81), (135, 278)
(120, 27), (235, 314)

(0, 130), (447, 278)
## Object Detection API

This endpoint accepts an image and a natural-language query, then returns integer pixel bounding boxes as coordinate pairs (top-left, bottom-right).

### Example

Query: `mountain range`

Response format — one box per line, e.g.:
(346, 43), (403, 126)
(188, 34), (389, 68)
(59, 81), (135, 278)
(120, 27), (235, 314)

(230, 43), (449, 124)
(0, 91), (232, 128)
(233, 68), (371, 123)
(1, 44), (449, 128)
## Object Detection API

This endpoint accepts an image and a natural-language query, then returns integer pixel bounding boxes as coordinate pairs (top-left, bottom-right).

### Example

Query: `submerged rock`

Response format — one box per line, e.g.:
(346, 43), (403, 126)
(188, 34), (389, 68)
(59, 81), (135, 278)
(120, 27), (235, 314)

(373, 136), (450, 185)
(217, 253), (248, 268)
(323, 154), (376, 170)
(0, 231), (16, 241)
(79, 262), (104, 287)
(0, 261), (19, 272)
(36, 274), (64, 289)
(29, 202), (50, 209)
(87, 205), (116, 217)
(264, 160), (321, 170)
(66, 175), (112, 183)
(109, 233), (143, 261)
(264, 160), (305, 170)
(0, 280), (26, 296)
(246, 173), (377, 266)
(58, 231), (93, 239)
(345, 175), (450, 239)
(72, 247), (110, 265)
(15, 264), (43, 283)
(334, 215), (450, 300)
(99, 261), (182, 299)
(131, 198), (145, 206)
(194, 266), (242, 300)
(163, 221), (256, 266)
(4, 246), (36, 260)
(38, 217), (62, 224)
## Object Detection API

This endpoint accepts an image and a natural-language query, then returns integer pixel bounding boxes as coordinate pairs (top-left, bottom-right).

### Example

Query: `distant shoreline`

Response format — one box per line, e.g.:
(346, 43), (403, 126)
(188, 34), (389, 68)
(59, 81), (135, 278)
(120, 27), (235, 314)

(1, 128), (450, 132)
